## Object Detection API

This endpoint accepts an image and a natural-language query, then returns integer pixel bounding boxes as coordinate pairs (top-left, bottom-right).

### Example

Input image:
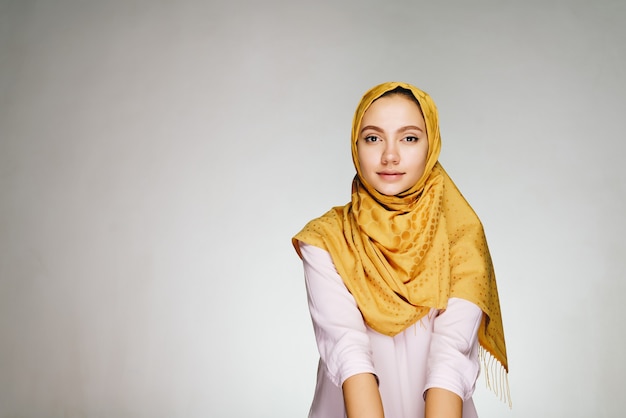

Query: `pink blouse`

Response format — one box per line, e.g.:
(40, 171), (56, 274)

(299, 242), (482, 418)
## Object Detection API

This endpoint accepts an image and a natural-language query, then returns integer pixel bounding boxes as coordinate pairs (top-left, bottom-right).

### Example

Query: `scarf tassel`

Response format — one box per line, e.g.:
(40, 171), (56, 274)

(479, 346), (512, 408)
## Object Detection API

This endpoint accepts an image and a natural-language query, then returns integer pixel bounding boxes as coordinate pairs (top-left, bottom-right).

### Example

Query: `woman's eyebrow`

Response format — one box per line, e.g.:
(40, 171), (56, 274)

(360, 125), (425, 134)
(360, 125), (383, 134)
(398, 125), (424, 133)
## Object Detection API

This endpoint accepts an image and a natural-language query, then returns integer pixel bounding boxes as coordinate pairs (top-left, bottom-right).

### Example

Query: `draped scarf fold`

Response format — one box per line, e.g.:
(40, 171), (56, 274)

(293, 82), (509, 404)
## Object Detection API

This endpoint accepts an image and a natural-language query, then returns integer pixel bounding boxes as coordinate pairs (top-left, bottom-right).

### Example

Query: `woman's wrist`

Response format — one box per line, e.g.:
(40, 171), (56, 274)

(424, 388), (462, 418)
(342, 373), (384, 418)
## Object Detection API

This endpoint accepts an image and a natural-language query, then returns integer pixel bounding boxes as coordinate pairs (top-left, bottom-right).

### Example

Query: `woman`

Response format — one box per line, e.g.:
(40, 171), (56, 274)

(293, 82), (509, 418)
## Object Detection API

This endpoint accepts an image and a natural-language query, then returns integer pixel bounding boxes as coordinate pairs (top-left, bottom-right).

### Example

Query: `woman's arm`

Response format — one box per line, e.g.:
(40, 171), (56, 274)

(343, 373), (385, 418)
(424, 297), (483, 416)
(424, 388), (462, 418)
(299, 242), (383, 416)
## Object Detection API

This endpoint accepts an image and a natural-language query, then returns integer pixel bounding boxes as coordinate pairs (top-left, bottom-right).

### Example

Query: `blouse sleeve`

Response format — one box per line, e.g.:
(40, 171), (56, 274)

(424, 297), (483, 401)
(298, 241), (377, 387)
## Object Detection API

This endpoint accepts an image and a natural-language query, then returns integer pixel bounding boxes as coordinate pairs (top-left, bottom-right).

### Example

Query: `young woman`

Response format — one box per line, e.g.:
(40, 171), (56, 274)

(293, 82), (509, 418)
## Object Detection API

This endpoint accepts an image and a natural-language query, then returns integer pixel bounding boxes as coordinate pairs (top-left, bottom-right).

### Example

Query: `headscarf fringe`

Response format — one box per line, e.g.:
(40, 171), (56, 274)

(479, 346), (512, 408)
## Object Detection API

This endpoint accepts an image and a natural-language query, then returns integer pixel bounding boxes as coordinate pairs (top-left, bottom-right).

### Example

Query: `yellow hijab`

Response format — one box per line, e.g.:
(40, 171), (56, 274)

(293, 82), (509, 402)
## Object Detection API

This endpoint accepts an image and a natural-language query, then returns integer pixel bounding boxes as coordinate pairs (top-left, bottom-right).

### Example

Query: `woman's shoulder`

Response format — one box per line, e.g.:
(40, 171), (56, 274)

(299, 205), (346, 233)
(292, 205), (347, 256)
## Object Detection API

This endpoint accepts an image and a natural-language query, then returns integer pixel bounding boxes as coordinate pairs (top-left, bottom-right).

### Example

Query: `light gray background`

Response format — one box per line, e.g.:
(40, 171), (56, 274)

(1, 1), (624, 417)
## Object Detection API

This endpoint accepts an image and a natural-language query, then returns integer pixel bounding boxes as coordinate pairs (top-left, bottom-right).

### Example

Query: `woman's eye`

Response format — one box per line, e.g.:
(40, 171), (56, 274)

(364, 135), (379, 142)
(404, 136), (419, 142)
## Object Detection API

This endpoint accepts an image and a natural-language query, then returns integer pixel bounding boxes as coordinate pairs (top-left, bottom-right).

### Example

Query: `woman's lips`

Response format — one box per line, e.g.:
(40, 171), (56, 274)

(377, 172), (404, 180)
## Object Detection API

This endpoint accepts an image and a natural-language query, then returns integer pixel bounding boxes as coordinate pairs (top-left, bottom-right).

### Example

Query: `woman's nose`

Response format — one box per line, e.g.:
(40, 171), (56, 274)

(382, 143), (399, 164)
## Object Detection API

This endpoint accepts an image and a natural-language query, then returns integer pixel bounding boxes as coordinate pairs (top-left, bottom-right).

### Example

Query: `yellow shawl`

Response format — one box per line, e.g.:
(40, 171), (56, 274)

(293, 82), (509, 403)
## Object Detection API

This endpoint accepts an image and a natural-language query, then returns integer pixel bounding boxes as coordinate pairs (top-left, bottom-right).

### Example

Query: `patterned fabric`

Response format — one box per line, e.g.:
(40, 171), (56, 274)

(293, 82), (509, 399)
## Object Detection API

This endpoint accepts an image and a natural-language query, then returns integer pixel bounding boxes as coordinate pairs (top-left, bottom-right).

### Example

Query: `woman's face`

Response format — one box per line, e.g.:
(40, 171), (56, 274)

(356, 94), (429, 196)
